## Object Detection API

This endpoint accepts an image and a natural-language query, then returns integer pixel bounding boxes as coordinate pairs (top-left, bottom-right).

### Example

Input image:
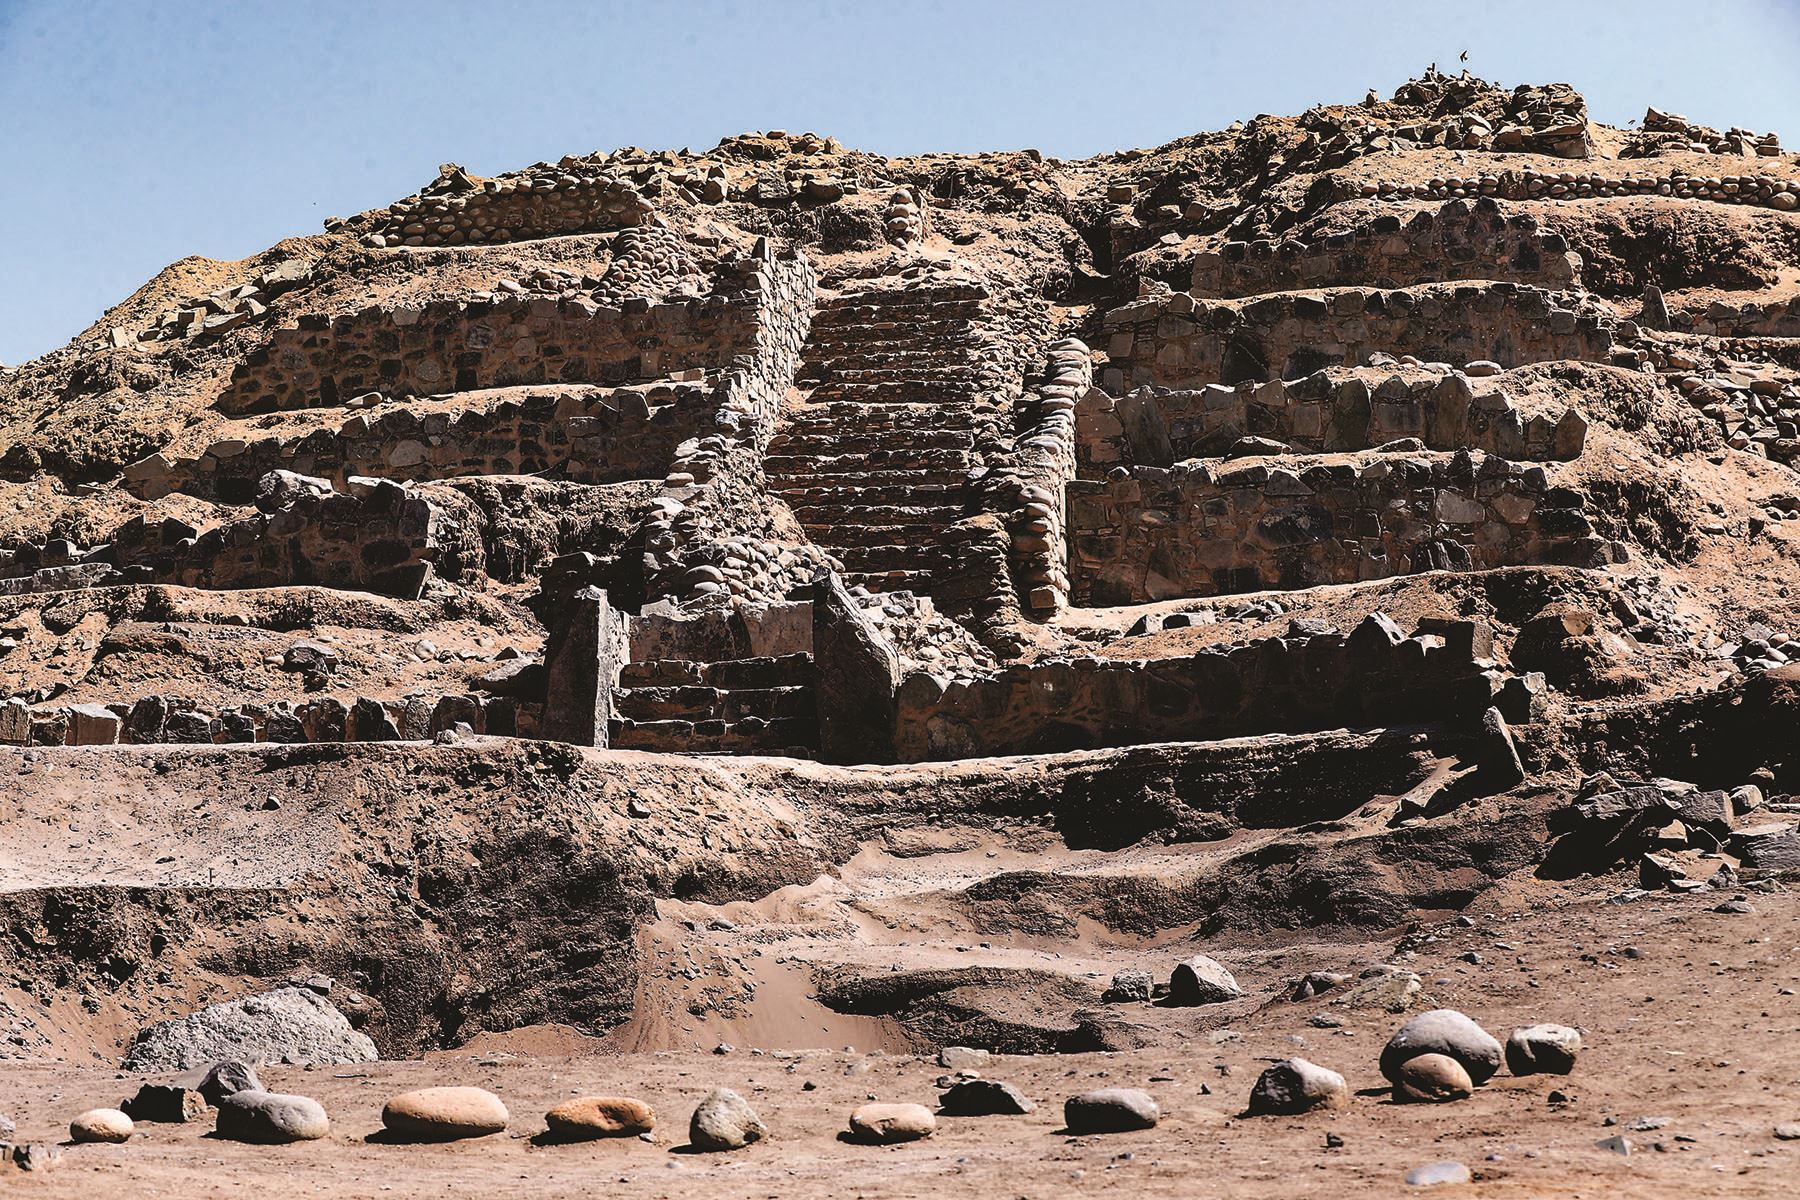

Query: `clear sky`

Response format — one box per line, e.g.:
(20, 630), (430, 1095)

(2, 0), (1798, 365)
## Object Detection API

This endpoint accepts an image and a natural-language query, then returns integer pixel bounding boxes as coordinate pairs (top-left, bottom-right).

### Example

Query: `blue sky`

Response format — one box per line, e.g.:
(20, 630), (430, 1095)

(2, 0), (1798, 365)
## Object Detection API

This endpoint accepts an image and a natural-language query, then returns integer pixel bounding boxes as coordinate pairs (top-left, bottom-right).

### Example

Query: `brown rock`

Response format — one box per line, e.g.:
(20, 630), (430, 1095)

(1393, 1053), (1473, 1103)
(69, 1108), (133, 1144)
(543, 1095), (655, 1140)
(847, 1102), (937, 1144)
(381, 1087), (509, 1142)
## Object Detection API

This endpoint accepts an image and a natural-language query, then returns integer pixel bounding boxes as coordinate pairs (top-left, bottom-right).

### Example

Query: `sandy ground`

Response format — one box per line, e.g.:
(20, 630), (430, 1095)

(3, 882), (1797, 1198)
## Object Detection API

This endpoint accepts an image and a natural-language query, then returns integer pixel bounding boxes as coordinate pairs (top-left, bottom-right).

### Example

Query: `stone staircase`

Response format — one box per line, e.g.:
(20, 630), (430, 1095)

(609, 652), (817, 755)
(765, 280), (992, 594)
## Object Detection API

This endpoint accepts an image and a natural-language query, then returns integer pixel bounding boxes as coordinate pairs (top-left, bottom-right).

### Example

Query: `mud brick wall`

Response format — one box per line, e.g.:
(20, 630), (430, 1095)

(108, 482), (485, 599)
(1100, 283), (1616, 393)
(893, 613), (1493, 759)
(150, 382), (717, 503)
(219, 260), (782, 414)
(1068, 451), (1604, 605)
(1076, 369), (1587, 473)
(1190, 201), (1580, 298)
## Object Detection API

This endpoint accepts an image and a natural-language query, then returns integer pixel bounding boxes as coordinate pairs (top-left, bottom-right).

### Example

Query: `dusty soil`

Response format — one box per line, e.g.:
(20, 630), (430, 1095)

(3, 883), (1797, 1198)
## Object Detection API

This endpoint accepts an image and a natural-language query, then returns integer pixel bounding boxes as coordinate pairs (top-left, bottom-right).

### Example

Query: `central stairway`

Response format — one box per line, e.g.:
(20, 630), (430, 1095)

(764, 280), (991, 594)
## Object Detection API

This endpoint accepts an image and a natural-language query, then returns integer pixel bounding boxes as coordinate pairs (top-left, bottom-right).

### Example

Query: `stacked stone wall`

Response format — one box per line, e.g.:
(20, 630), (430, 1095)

(1101, 283), (1615, 394)
(893, 612), (1493, 759)
(1668, 295), (1800, 340)
(219, 258), (781, 414)
(1331, 166), (1800, 212)
(1191, 201), (1579, 298)
(1076, 369), (1586, 473)
(1, 690), (526, 747)
(133, 382), (716, 502)
(110, 482), (482, 599)
(1068, 451), (1604, 605)
(989, 340), (1090, 614)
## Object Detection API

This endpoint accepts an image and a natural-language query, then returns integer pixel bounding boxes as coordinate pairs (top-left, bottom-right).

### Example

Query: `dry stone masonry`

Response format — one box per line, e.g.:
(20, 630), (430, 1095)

(5, 66), (1796, 787)
(1068, 450), (1605, 606)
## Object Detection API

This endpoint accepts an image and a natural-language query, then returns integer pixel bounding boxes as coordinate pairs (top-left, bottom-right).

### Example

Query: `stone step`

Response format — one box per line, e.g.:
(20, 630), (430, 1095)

(806, 382), (985, 404)
(617, 653), (812, 689)
(813, 294), (986, 318)
(816, 289), (987, 310)
(768, 428), (975, 454)
(771, 481), (968, 507)
(777, 400), (984, 428)
(787, 501), (968, 525)
(798, 523), (948, 549)
(768, 466), (975, 491)
(802, 368), (984, 389)
(608, 715), (819, 755)
(764, 447), (975, 473)
(842, 569), (936, 595)
(800, 343), (980, 365)
(828, 543), (954, 571)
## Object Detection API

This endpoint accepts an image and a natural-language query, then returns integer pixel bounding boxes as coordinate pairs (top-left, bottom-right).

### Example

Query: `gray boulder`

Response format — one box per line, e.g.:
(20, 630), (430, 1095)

(688, 1088), (766, 1151)
(1380, 1009), (1503, 1086)
(177, 1060), (264, 1106)
(214, 1090), (330, 1143)
(1168, 955), (1242, 1005)
(1063, 1088), (1159, 1133)
(1102, 968), (1154, 1002)
(120, 987), (377, 1072)
(938, 1079), (1034, 1116)
(1505, 1024), (1582, 1075)
(1246, 1058), (1348, 1116)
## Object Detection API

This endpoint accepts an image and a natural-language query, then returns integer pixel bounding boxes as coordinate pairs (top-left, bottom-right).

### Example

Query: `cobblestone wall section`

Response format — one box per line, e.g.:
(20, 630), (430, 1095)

(1068, 450), (1608, 606)
(1100, 282), (1616, 393)
(131, 381), (715, 502)
(115, 481), (483, 599)
(1075, 368), (1587, 473)
(893, 611), (1496, 759)
(1191, 200), (1580, 298)
(219, 258), (781, 414)
(988, 339), (1090, 614)
(1, 690), (529, 747)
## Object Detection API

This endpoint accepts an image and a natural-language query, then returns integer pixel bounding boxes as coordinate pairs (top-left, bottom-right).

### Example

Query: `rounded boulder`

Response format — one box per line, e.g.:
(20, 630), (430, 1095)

(847, 1102), (936, 1144)
(543, 1095), (655, 1140)
(1380, 1009), (1502, 1086)
(1063, 1088), (1159, 1134)
(215, 1090), (330, 1143)
(688, 1088), (766, 1151)
(69, 1108), (133, 1144)
(1393, 1053), (1473, 1103)
(1246, 1057), (1348, 1116)
(381, 1087), (509, 1142)
(1505, 1024), (1582, 1076)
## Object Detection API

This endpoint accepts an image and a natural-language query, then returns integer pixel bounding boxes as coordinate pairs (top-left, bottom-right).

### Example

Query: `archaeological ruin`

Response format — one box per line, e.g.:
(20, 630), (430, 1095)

(4, 61), (1800, 1195)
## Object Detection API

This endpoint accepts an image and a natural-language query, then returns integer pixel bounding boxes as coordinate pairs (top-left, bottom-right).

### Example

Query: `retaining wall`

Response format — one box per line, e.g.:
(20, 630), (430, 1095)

(893, 612), (1494, 759)
(1068, 451), (1606, 605)
(1100, 283), (1616, 393)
